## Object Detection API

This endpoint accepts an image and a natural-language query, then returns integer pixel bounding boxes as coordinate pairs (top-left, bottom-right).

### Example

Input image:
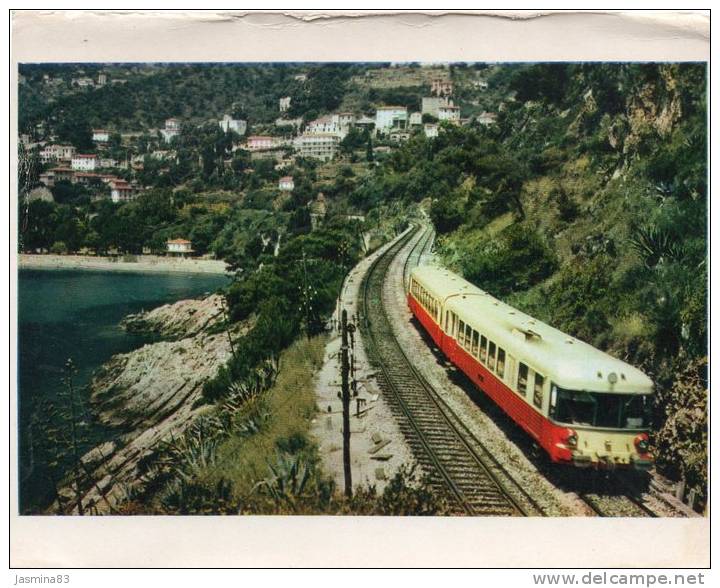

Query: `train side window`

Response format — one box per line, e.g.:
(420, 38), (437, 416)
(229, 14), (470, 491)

(533, 373), (545, 409)
(496, 348), (505, 378)
(471, 330), (479, 356)
(488, 341), (496, 370)
(458, 320), (465, 346)
(480, 335), (487, 363)
(445, 311), (449, 332)
(464, 324), (472, 349)
(518, 363), (528, 396)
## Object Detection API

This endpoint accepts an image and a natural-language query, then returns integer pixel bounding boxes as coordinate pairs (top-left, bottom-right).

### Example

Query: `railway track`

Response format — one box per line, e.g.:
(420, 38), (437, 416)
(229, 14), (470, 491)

(580, 491), (657, 518)
(576, 475), (659, 517)
(359, 224), (544, 516)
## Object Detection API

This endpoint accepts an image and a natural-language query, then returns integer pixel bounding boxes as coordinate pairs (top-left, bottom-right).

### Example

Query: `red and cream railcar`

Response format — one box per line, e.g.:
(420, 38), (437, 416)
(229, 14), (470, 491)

(408, 265), (654, 469)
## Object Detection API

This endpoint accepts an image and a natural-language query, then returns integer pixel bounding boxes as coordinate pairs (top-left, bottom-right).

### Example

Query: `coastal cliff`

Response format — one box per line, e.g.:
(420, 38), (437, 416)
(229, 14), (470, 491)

(54, 295), (249, 515)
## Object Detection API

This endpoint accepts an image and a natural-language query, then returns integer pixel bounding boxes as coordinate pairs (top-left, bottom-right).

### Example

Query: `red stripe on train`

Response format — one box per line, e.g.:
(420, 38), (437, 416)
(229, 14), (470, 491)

(407, 293), (574, 463)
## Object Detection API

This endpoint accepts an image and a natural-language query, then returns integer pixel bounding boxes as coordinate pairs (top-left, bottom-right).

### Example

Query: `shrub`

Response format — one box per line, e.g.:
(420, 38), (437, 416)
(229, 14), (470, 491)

(460, 224), (557, 297)
(653, 357), (707, 510)
(50, 241), (68, 255)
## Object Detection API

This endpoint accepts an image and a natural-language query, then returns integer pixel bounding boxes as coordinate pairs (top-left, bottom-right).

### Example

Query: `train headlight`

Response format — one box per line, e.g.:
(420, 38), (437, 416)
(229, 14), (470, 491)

(565, 429), (578, 448)
(634, 433), (650, 453)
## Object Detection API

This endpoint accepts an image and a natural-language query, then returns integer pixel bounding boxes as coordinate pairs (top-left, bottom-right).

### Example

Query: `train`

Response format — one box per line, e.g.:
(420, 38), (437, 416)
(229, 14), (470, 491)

(407, 264), (654, 469)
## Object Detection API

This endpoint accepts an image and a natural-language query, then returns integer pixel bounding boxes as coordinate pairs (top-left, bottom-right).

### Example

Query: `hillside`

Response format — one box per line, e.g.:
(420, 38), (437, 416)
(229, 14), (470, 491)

(346, 63), (708, 502)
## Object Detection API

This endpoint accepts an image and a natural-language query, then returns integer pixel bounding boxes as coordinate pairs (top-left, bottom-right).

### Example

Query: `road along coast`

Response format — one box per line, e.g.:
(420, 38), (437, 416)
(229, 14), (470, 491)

(18, 254), (228, 275)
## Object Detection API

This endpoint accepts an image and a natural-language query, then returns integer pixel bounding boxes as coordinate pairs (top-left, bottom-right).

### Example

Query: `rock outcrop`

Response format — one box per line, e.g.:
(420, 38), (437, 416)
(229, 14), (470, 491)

(121, 294), (225, 339)
(54, 295), (249, 515)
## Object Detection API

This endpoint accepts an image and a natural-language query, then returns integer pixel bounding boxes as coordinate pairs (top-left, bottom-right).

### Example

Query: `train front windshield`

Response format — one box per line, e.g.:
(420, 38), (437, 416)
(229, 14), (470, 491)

(551, 386), (651, 429)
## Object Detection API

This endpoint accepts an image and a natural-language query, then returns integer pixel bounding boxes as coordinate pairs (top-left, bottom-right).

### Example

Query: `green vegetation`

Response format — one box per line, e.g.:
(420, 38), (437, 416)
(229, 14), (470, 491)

(121, 337), (450, 515)
(340, 63), (708, 503)
(19, 61), (708, 511)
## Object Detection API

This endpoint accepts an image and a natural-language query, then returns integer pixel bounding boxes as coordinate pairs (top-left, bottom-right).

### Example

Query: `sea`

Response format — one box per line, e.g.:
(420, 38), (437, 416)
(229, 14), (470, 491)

(16, 268), (229, 514)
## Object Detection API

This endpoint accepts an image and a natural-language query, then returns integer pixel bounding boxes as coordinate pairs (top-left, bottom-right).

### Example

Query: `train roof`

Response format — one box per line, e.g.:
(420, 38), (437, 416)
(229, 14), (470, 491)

(410, 265), (653, 395)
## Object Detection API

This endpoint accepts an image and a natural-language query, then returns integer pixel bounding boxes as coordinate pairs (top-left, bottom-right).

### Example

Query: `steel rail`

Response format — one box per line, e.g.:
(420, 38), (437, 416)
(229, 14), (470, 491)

(359, 224), (543, 516)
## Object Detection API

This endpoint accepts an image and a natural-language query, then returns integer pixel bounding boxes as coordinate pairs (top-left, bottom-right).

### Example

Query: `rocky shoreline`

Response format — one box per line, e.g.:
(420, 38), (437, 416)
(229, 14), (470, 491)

(54, 294), (248, 515)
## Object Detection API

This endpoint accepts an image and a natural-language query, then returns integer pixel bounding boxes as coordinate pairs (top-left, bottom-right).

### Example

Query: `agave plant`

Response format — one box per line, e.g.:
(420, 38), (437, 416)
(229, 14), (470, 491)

(255, 452), (311, 509)
(628, 224), (685, 269)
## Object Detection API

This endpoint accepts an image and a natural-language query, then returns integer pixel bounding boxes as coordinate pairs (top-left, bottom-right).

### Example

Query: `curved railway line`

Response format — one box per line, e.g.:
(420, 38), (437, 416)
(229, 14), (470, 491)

(355, 222), (680, 518)
(359, 224), (545, 516)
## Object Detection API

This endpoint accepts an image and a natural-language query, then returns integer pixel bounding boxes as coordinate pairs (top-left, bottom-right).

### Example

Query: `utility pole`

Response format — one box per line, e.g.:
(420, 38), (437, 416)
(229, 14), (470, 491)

(340, 309), (352, 497)
(220, 297), (237, 361)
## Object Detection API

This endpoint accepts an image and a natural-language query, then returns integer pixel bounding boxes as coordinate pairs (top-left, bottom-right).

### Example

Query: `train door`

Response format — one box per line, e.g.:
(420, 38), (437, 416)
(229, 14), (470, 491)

(506, 354), (517, 388)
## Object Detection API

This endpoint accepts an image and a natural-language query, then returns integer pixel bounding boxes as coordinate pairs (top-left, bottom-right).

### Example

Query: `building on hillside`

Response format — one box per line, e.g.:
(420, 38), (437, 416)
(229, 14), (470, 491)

(274, 157), (295, 171)
(38, 171), (56, 188)
(40, 166), (79, 187)
(375, 106), (408, 133)
(476, 111), (498, 126)
(355, 116), (375, 130)
(99, 157), (118, 168)
(431, 78), (454, 97)
(293, 133), (339, 161)
(438, 104), (461, 123)
(409, 112), (423, 127)
(306, 115), (339, 135)
(92, 129), (110, 143)
(294, 74), (308, 82)
(71, 154), (98, 171)
(279, 96), (292, 112)
(166, 238), (193, 257)
(421, 96), (452, 118)
(474, 79), (489, 90)
(109, 179), (142, 203)
(278, 176), (294, 191)
(71, 77), (95, 88)
(74, 172), (117, 186)
(97, 73), (107, 86)
(334, 112), (355, 129)
(246, 135), (281, 151)
(389, 130), (411, 143)
(160, 118), (181, 143)
(219, 114), (247, 135)
(148, 150), (177, 162)
(424, 123), (439, 138)
(39, 144), (76, 164)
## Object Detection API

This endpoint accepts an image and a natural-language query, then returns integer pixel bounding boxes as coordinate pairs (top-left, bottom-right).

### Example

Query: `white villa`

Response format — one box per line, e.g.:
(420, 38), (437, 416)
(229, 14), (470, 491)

(306, 115), (339, 135)
(245, 136), (281, 151)
(293, 133), (339, 161)
(477, 111), (498, 126)
(39, 144), (76, 164)
(71, 154), (98, 171)
(278, 176), (295, 191)
(422, 96), (452, 118)
(219, 114), (247, 135)
(438, 104), (461, 123)
(160, 118), (181, 143)
(92, 129), (110, 142)
(109, 180), (141, 203)
(167, 238), (193, 257)
(279, 96), (292, 112)
(424, 123), (439, 138)
(375, 106), (408, 132)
